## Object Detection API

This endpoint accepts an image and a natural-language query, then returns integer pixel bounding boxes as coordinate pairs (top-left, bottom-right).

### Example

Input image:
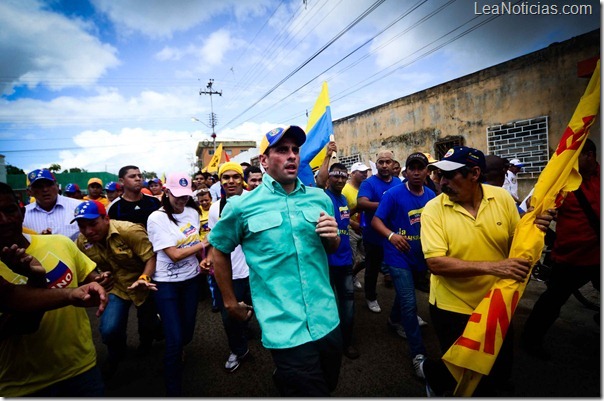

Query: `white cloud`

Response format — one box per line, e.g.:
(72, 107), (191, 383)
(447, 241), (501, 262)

(91, 0), (275, 39)
(0, 0), (120, 95)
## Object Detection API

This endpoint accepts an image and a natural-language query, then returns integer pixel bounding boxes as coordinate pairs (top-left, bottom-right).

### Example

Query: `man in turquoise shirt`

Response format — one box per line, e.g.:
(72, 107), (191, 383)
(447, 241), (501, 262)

(209, 125), (343, 396)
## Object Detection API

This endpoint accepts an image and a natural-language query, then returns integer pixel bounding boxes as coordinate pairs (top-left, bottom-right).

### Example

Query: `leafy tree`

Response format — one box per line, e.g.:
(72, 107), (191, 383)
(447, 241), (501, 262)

(142, 170), (158, 180)
(6, 164), (25, 175)
(48, 163), (61, 173)
(64, 167), (88, 173)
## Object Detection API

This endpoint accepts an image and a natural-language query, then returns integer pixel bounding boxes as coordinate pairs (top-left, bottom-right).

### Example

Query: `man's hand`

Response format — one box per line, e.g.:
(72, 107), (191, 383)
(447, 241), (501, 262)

(224, 301), (254, 321)
(490, 258), (531, 282)
(127, 279), (157, 292)
(389, 233), (410, 253)
(69, 282), (109, 317)
(326, 141), (337, 157)
(527, 207), (556, 232)
(1, 245), (46, 285)
(40, 228), (52, 235)
(316, 212), (338, 238)
(94, 271), (115, 292)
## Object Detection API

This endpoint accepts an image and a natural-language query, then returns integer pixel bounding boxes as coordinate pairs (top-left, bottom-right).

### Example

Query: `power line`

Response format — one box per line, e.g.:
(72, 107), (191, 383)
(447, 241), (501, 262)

(221, 0), (386, 130)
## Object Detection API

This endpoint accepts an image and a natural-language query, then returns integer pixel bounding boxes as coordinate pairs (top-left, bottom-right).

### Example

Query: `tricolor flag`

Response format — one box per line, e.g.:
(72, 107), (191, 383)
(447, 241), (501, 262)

(298, 82), (334, 186)
(443, 59), (600, 396)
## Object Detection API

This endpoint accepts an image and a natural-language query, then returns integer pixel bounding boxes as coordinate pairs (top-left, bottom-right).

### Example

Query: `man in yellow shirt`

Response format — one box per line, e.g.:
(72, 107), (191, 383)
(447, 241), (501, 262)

(342, 162), (370, 289)
(83, 177), (109, 206)
(419, 146), (553, 396)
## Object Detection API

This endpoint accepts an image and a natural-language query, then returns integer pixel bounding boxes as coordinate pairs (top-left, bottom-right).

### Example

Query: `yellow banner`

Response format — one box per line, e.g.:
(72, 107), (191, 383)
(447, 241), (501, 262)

(205, 143), (223, 174)
(443, 60), (600, 396)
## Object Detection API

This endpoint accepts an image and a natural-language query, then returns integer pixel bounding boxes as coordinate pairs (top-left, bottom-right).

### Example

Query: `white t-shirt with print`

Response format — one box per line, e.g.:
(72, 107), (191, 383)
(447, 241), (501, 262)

(148, 207), (201, 282)
(208, 198), (249, 280)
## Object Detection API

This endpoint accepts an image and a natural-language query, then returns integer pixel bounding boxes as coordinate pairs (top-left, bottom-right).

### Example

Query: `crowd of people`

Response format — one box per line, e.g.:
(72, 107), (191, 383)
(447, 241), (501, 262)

(0, 126), (598, 397)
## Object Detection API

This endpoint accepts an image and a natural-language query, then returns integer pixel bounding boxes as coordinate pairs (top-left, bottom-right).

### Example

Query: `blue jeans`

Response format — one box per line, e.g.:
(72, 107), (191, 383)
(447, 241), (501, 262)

(213, 277), (252, 356)
(387, 265), (426, 357)
(155, 277), (200, 396)
(328, 264), (355, 347)
(99, 293), (160, 363)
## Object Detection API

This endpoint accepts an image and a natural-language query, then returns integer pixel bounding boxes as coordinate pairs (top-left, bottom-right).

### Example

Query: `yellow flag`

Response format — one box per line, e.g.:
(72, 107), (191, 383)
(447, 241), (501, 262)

(205, 143), (223, 173)
(442, 59), (600, 396)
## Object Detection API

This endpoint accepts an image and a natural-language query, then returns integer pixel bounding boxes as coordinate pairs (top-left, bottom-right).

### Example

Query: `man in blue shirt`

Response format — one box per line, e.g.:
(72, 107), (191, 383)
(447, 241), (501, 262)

(357, 150), (402, 313)
(209, 126), (343, 396)
(324, 162), (358, 360)
(372, 152), (436, 378)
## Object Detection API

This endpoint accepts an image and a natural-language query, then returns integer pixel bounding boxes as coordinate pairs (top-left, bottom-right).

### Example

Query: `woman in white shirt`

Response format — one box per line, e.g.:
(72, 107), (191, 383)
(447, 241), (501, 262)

(147, 172), (207, 397)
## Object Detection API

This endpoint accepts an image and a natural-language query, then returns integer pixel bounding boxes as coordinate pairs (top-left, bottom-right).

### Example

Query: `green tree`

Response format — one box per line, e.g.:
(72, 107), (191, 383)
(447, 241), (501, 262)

(141, 170), (158, 180)
(6, 164), (25, 175)
(64, 167), (88, 173)
(48, 163), (61, 173)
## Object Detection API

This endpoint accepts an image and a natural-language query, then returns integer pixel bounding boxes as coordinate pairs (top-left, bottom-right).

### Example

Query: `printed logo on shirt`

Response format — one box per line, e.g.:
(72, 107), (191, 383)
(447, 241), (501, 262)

(339, 206), (350, 220)
(45, 260), (74, 289)
(181, 223), (198, 237)
(407, 207), (424, 225)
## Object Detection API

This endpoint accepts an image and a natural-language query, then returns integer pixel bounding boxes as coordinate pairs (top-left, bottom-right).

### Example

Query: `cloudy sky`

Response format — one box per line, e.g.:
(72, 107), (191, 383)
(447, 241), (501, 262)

(0, 0), (599, 176)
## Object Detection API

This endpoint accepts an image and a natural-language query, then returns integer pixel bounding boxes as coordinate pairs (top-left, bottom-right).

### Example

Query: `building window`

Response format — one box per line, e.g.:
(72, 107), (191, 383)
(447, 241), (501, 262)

(226, 150), (233, 155)
(487, 116), (549, 179)
(434, 136), (464, 160)
(208, 150), (214, 156)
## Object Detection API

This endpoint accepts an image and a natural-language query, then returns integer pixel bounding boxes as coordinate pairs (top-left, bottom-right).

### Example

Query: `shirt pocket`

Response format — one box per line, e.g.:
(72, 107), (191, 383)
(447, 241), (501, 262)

(248, 212), (285, 253)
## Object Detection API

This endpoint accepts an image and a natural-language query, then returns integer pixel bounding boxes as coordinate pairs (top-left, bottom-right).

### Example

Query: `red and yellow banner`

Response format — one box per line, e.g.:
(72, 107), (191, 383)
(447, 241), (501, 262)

(443, 59), (600, 396)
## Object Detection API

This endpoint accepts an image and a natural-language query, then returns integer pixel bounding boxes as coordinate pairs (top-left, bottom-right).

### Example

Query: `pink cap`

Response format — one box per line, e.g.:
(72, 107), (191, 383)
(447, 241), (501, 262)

(165, 172), (193, 197)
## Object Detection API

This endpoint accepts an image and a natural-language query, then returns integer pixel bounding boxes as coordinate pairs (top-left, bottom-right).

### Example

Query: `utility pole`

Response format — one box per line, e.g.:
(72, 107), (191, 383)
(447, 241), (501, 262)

(199, 79), (222, 153)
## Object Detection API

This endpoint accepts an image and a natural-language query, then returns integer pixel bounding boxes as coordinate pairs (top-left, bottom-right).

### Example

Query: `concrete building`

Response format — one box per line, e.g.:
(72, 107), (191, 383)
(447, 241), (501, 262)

(195, 140), (257, 170)
(332, 29), (600, 200)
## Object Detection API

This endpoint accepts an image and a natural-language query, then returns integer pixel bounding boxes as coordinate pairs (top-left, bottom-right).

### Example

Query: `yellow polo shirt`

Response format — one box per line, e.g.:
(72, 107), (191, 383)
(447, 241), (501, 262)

(421, 184), (519, 314)
(76, 220), (154, 306)
(83, 196), (109, 207)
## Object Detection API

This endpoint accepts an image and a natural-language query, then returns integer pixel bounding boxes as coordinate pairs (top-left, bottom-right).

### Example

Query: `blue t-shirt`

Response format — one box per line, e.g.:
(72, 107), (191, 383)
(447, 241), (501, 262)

(324, 189), (352, 267)
(375, 183), (435, 271)
(357, 175), (401, 245)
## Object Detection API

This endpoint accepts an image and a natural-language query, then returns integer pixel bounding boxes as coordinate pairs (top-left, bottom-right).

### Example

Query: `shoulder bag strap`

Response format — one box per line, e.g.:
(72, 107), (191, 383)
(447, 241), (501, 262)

(573, 187), (600, 239)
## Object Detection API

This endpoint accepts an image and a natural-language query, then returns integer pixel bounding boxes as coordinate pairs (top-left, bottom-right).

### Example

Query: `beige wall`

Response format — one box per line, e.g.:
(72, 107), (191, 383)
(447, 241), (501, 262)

(334, 30), (600, 200)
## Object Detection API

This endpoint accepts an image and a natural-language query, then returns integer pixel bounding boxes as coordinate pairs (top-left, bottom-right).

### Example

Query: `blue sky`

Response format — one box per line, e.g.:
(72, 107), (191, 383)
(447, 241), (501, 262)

(0, 0), (600, 176)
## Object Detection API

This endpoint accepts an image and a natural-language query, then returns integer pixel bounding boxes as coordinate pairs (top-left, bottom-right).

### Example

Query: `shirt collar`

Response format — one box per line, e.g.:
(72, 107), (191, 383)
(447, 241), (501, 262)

(262, 173), (306, 195)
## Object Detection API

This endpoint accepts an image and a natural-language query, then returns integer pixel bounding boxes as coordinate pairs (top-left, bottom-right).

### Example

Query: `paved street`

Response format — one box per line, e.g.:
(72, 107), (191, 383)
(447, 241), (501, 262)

(88, 275), (600, 397)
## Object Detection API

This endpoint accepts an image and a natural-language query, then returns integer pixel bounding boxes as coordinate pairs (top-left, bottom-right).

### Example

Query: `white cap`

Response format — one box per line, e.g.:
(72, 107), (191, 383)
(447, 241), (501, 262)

(350, 162), (370, 173)
(509, 158), (525, 167)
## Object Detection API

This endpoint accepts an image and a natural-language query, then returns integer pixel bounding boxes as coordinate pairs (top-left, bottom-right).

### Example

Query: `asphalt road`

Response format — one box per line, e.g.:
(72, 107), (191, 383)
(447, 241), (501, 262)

(88, 275), (600, 397)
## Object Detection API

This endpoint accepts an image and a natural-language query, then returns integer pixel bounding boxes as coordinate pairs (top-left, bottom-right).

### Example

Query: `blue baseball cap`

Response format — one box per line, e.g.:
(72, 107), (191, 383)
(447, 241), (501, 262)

(105, 181), (122, 191)
(64, 183), (81, 193)
(70, 200), (107, 223)
(431, 146), (486, 172)
(28, 169), (56, 184)
(259, 126), (306, 154)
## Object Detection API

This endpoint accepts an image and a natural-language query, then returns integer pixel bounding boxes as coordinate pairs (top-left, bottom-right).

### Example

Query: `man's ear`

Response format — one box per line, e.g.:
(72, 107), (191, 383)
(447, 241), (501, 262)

(259, 154), (268, 170)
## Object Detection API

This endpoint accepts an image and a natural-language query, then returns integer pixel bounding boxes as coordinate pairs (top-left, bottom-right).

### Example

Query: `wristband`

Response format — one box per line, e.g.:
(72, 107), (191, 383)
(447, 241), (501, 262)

(387, 232), (395, 241)
(139, 274), (152, 283)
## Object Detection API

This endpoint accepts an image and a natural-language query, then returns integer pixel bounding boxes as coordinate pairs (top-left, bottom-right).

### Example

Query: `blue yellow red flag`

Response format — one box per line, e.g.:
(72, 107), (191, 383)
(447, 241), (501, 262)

(442, 59), (600, 396)
(299, 82), (333, 186)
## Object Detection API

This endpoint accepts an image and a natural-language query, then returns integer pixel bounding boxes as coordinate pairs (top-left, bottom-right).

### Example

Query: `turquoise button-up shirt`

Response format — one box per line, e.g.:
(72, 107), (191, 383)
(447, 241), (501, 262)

(208, 174), (340, 349)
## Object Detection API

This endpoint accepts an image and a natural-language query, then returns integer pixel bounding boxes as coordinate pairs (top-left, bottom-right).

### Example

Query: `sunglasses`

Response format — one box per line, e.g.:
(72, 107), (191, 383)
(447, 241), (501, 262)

(435, 169), (462, 180)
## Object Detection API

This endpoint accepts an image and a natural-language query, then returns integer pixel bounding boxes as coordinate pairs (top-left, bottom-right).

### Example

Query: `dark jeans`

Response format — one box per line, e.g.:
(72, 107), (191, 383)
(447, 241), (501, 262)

(99, 293), (160, 363)
(155, 277), (200, 396)
(270, 327), (343, 396)
(27, 366), (104, 397)
(423, 304), (514, 397)
(213, 276), (253, 356)
(523, 261), (599, 343)
(363, 242), (384, 302)
(329, 264), (355, 347)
